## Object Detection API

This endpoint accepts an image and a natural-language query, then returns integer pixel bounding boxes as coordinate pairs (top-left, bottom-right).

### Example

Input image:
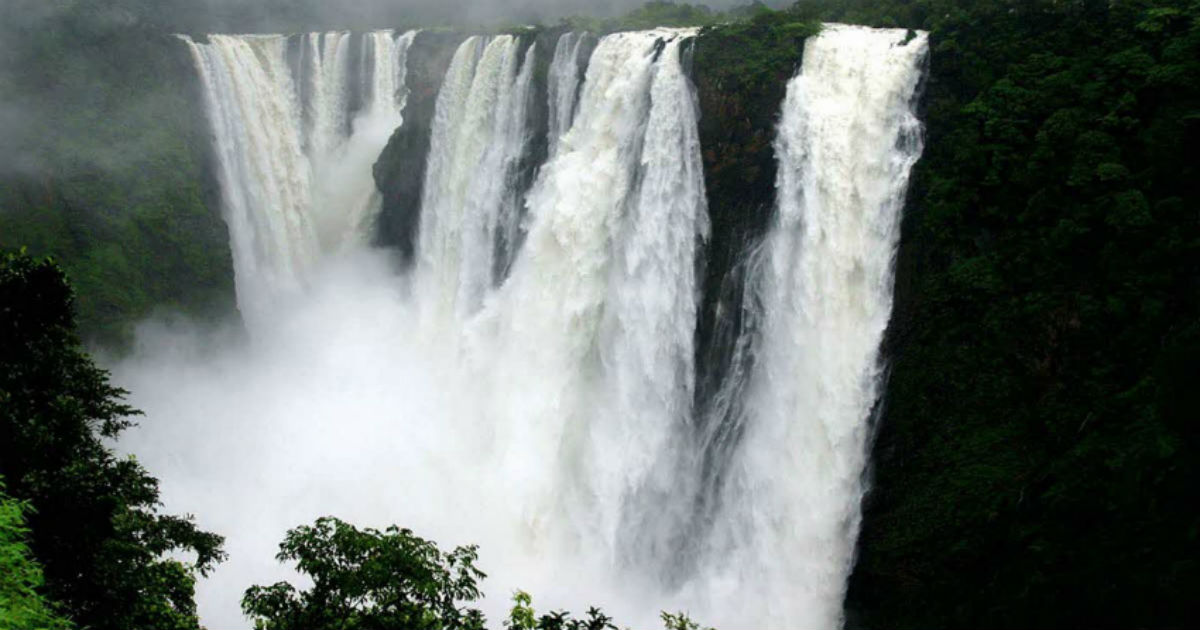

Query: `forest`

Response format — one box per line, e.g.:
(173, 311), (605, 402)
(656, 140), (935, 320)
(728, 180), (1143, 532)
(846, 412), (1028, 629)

(3, 1), (1198, 629)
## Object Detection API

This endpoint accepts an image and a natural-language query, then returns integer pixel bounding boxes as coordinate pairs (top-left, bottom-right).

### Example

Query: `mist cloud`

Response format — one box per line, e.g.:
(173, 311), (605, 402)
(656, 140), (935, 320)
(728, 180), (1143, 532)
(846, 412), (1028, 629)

(181, 0), (791, 30)
(0, 0), (791, 179)
(108, 250), (702, 629)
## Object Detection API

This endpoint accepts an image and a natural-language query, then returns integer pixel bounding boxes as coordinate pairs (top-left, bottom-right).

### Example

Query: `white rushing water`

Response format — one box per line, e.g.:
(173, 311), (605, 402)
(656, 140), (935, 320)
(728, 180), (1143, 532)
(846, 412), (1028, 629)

(416, 35), (536, 321)
(181, 30), (416, 324)
(546, 31), (588, 156)
(695, 24), (929, 628)
(313, 30), (418, 262)
(305, 31), (352, 162)
(471, 30), (706, 572)
(124, 25), (927, 630)
(181, 34), (316, 320)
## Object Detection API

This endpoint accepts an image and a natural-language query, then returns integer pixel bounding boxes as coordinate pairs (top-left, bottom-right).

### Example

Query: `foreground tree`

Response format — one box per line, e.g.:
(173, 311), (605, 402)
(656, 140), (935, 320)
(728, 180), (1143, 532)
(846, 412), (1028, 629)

(242, 517), (487, 630)
(504, 590), (615, 630)
(246, 517), (715, 630)
(0, 479), (72, 630)
(0, 250), (225, 630)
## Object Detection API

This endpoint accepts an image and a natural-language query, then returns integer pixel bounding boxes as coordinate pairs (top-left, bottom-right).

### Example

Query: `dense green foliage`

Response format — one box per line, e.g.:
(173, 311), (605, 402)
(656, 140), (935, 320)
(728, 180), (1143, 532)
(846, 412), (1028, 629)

(0, 0), (429, 34)
(0, 480), (73, 630)
(0, 1), (234, 344)
(0, 251), (225, 630)
(689, 2), (1200, 626)
(557, 1), (801, 33)
(505, 591), (616, 630)
(242, 517), (488, 630)
(560, 1), (724, 32)
(245, 517), (712, 630)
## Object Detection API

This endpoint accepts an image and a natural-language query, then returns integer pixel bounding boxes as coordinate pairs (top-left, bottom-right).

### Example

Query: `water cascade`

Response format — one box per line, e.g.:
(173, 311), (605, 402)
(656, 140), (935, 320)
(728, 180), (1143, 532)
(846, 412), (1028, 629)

(696, 24), (929, 628)
(416, 35), (536, 321)
(125, 24), (927, 630)
(471, 29), (707, 571)
(546, 31), (589, 156)
(304, 31), (352, 162)
(181, 30), (417, 322)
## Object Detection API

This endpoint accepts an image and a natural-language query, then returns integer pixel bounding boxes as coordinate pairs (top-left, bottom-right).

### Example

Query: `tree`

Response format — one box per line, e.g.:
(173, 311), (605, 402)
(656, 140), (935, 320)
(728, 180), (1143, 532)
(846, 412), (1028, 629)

(504, 590), (615, 630)
(242, 517), (488, 630)
(0, 478), (72, 630)
(502, 590), (712, 630)
(246, 517), (716, 630)
(0, 250), (225, 630)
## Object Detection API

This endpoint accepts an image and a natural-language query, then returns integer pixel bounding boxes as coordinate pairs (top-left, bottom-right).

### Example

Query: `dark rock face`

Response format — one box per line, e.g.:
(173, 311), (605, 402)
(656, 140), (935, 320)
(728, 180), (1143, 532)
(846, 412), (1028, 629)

(372, 31), (466, 264)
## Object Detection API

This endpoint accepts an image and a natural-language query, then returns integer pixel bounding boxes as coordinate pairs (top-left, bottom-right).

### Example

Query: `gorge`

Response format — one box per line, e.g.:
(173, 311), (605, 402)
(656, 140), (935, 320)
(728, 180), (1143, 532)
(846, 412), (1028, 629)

(113, 22), (928, 630)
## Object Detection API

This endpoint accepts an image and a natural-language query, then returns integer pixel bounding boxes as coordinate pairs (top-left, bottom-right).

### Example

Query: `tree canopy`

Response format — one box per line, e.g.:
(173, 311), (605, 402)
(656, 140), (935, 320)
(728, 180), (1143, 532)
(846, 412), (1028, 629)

(0, 479), (73, 630)
(0, 251), (225, 630)
(242, 517), (487, 630)
(244, 516), (715, 630)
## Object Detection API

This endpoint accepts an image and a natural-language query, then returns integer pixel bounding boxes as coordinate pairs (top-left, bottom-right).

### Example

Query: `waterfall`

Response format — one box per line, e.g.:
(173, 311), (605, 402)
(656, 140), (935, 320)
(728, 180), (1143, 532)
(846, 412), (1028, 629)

(699, 24), (929, 628)
(305, 32), (352, 161)
(469, 30), (707, 567)
(597, 32), (707, 572)
(182, 34), (317, 321)
(416, 35), (536, 321)
(146, 23), (928, 630)
(363, 30), (415, 120)
(182, 30), (417, 323)
(312, 30), (418, 260)
(546, 31), (588, 156)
